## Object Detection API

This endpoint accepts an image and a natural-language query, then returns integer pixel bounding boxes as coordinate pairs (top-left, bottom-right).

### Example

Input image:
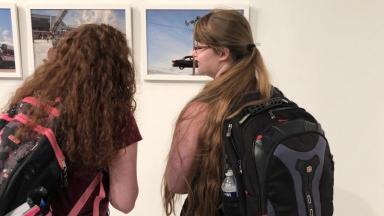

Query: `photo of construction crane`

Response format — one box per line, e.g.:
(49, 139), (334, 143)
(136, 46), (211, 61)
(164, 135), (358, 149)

(30, 9), (127, 68)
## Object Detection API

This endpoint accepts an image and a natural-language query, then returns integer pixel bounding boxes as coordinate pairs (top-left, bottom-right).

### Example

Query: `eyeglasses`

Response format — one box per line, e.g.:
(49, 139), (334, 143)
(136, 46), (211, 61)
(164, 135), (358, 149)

(193, 45), (210, 52)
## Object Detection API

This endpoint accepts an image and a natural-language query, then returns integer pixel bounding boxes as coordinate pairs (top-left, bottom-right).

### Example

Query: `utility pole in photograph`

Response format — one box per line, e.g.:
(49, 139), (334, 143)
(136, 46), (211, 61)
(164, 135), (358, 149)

(185, 16), (200, 75)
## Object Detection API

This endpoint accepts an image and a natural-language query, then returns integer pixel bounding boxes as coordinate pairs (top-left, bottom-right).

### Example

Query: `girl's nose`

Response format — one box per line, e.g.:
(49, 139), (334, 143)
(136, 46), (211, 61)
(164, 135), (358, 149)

(192, 50), (197, 58)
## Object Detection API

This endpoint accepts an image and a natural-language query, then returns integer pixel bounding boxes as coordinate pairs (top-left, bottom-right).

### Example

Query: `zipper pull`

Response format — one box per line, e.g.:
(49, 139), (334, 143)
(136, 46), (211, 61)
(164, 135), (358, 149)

(281, 98), (289, 103)
(268, 110), (276, 119)
(238, 113), (251, 125)
(226, 123), (233, 137)
(238, 160), (243, 174)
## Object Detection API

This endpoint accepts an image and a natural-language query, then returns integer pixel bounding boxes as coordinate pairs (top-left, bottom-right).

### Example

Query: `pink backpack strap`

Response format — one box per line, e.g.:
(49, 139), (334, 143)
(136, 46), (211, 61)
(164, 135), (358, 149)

(22, 96), (60, 117)
(68, 172), (105, 216)
(13, 113), (66, 170)
(0, 113), (13, 122)
(22, 205), (41, 216)
(43, 206), (53, 216)
(0, 114), (13, 137)
(93, 172), (106, 216)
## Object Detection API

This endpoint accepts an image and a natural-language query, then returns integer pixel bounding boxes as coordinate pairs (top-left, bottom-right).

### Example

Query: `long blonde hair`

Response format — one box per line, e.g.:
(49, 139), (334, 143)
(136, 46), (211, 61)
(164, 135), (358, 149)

(163, 9), (272, 215)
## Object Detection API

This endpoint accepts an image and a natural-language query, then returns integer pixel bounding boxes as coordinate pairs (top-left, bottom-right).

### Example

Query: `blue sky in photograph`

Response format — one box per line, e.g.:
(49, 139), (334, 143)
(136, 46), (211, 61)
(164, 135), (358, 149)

(0, 9), (13, 45)
(31, 9), (126, 33)
(147, 9), (210, 73)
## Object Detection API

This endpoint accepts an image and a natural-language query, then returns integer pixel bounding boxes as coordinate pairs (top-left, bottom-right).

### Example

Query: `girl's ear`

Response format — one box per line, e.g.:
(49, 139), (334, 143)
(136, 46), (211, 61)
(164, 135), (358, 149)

(219, 47), (231, 62)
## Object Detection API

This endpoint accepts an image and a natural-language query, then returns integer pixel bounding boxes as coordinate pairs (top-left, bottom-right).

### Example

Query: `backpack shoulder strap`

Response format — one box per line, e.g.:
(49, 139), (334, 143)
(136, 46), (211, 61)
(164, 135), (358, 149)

(67, 172), (106, 216)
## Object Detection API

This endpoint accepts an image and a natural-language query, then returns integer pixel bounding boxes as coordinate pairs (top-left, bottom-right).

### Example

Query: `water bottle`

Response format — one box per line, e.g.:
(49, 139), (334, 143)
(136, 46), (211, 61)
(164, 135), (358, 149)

(221, 169), (238, 199)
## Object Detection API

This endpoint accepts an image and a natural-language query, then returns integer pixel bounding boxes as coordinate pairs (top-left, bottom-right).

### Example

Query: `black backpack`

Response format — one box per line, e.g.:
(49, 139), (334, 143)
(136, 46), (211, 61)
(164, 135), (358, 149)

(221, 91), (334, 216)
(0, 97), (67, 215)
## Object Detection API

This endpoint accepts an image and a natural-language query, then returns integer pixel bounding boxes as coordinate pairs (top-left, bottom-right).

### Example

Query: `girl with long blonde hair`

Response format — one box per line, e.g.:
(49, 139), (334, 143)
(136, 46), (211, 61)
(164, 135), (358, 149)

(163, 9), (272, 216)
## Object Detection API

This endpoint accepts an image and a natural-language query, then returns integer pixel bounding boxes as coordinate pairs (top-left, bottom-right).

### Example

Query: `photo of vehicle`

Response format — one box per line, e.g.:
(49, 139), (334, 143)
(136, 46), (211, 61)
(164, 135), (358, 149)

(172, 55), (196, 70)
(146, 9), (210, 77)
(145, 7), (247, 80)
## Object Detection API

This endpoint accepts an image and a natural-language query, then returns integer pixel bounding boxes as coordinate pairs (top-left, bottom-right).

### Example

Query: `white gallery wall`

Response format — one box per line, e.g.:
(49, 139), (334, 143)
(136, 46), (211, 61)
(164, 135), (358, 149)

(0, 0), (383, 215)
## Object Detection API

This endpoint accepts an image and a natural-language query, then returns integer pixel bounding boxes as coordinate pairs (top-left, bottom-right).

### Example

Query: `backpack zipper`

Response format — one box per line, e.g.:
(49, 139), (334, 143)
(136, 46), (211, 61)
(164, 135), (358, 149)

(226, 123), (243, 174)
(306, 192), (315, 216)
(252, 136), (264, 215)
(304, 166), (315, 216)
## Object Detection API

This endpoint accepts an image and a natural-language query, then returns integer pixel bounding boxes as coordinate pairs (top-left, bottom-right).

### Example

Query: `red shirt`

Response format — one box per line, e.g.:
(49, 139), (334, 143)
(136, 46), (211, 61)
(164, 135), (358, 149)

(51, 113), (142, 215)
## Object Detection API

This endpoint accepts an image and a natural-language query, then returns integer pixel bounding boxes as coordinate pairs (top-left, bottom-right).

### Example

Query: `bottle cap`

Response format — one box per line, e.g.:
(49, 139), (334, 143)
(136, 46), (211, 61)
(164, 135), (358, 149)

(225, 169), (233, 177)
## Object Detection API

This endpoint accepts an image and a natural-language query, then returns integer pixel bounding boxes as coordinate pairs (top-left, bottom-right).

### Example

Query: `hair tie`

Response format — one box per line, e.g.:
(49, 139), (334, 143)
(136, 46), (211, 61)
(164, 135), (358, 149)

(247, 43), (256, 51)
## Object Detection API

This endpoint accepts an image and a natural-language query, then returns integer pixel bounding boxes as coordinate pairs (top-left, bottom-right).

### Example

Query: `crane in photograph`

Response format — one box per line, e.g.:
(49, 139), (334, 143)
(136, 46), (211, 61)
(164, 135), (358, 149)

(50, 9), (68, 33)
(49, 9), (69, 47)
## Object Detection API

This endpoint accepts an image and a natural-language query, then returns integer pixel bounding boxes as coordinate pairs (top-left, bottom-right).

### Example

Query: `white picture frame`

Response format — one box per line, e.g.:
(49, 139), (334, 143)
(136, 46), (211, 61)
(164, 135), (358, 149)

(142, 4), (249, 81)
(0, 4), (22, 78)
(25, 3), (132, 73)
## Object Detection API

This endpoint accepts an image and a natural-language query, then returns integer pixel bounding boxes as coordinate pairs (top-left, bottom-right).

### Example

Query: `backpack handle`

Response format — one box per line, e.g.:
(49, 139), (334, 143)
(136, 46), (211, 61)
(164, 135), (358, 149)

(238, 97), (296, 125)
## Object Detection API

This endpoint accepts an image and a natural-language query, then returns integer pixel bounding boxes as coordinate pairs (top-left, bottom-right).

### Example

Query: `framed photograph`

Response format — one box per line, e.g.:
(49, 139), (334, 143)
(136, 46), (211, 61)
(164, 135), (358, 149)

(0, 4), (22, 78)
(142, 4), (249, 81)
(26, 4), (132, 72)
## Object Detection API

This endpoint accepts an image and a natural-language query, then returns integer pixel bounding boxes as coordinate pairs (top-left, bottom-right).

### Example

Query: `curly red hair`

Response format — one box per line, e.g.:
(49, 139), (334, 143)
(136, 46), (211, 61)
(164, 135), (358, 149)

(5, 24), (136, 170)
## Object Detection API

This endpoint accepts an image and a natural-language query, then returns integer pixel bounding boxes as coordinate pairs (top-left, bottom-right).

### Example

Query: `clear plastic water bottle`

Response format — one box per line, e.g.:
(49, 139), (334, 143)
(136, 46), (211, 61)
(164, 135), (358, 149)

(221, 169), (238, 198)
